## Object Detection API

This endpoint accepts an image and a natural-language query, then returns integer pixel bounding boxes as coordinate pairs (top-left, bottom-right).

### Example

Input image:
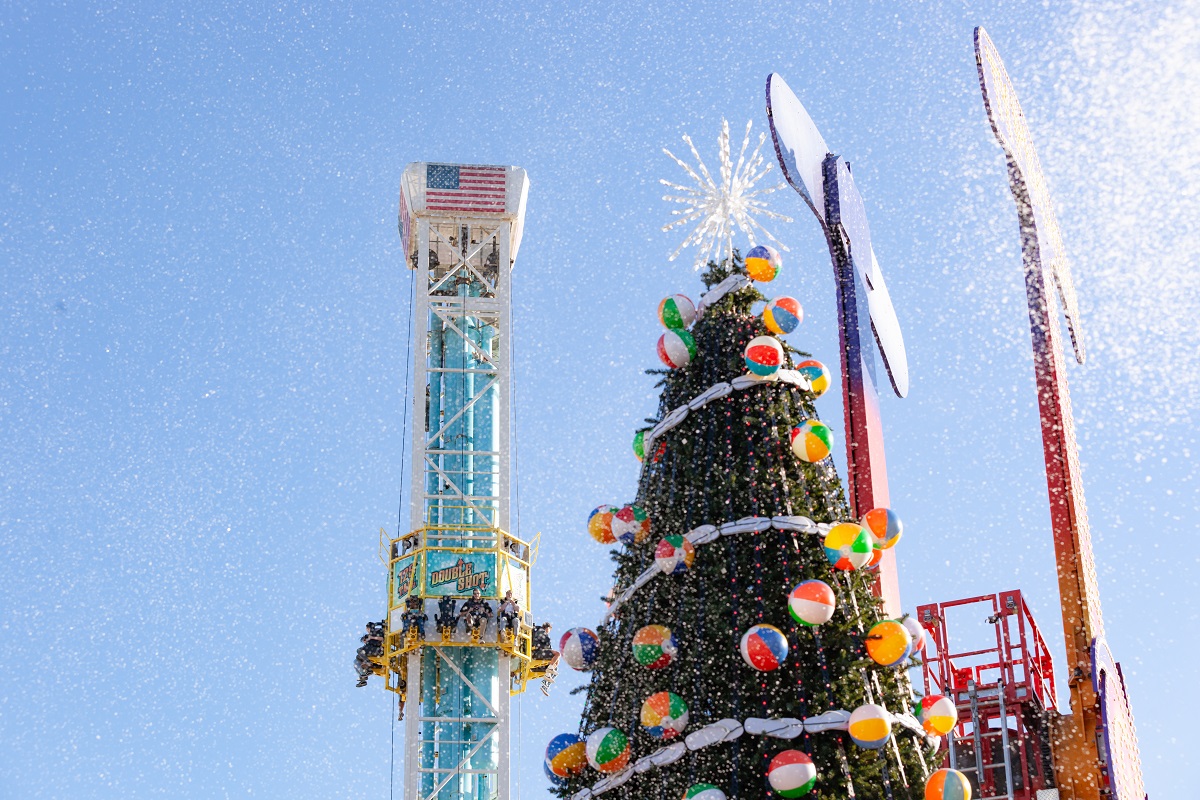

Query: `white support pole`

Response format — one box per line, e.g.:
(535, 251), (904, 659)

(496, 221), (512, 534)
(404, 651), (422, 800)
(411, 218), (431, 539)
(496, 654), (511, 799)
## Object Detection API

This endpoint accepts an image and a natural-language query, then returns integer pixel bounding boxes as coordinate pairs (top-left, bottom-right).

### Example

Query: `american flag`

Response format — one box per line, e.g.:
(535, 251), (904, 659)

(426, 164), (508, 214)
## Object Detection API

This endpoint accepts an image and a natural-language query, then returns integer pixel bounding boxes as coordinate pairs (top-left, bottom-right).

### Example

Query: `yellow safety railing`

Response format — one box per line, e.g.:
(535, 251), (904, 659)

(374, 523), (548, 698)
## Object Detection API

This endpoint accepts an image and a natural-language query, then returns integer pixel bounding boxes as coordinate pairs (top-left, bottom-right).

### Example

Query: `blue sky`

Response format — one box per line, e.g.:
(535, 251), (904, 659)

(2, 1), (1195, 797)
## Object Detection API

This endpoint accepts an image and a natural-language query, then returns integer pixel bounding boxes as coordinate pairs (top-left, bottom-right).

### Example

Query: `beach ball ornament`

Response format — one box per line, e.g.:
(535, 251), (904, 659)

(864, 544), (884, 572)
(559, 627), (600, 671)
(683, 785), (727, 800)
(632, 624), (678, 669)
(545, 732), (588, 778)
(865, 619), (913, 667)
(740, 623), (789, 671)
(588, 505), (618, 545)
(766, 749), (817, 797)
(917, 695), (957, 737)
(659, 329), (697, 369)
(633, 430), (646, 462)
(655, 535), (696, 575)
(788, 580), (836, 627)
(658, 294), (696, 330)
(848, 703), (892, 749)
(791, 420), (833, 463)
(926, 768), (972, 800)
(763, 296), (803, 335)
(640, 691), (690, 740)
(612, 504), (651, 545)
(745, 244), (782, 282)
(796, 359), (831, 397)
(585, 726), (631, 773)
(745, 335), (785, 378)
(862, 507), (903, 550)
(544, 761), (567, 788)
(902, 616), (927, 654)
(823, 523), (873, 571)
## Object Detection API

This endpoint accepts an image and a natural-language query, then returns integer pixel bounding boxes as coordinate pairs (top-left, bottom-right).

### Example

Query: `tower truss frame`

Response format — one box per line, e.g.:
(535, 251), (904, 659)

(375, 162), (536, 800)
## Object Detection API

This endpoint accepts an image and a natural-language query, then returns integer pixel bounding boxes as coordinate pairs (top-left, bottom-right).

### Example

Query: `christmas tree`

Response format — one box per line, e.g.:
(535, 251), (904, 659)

(548, 253), (939, 800)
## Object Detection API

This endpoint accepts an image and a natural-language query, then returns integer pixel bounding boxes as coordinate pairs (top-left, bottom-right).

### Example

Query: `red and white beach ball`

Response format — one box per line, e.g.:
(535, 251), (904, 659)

(766, 749), (817, 797)
(658, 329), (697, 369)
(612, 504), (651, 545)
(787, 580), (836, 627)
(739, 623), (789, 671)
(745, 335), (785, 377)
(559, 627), (600, 671)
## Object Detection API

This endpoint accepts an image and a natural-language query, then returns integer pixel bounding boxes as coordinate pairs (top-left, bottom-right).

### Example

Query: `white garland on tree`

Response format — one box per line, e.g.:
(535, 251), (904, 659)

(640, 367), (813, 457)
(570, 709), (937, 800)
(601, 513), (831, 624)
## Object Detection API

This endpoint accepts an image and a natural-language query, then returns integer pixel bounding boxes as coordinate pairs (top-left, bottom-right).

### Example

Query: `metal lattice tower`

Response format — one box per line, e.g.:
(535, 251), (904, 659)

(375, 162), (546, 800)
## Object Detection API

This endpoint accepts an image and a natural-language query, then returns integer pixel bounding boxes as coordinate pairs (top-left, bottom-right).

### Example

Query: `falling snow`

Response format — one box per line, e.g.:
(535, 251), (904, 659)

(0, 2), (1193, 798)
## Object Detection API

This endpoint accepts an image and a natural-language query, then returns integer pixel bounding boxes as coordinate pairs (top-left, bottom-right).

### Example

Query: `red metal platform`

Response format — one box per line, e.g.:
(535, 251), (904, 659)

(917, 591), (1060, 800)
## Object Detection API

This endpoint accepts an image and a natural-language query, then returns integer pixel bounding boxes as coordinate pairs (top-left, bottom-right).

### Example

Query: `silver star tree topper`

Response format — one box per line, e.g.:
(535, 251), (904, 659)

(661, 119), (792, 270)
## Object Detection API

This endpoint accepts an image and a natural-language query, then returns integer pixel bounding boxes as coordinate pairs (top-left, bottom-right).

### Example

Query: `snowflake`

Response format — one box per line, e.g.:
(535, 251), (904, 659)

(661, 119), (792, 270)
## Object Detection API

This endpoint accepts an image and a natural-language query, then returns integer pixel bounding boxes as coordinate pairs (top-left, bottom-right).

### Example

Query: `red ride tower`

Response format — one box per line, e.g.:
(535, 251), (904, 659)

(918, 29), (1145, 800)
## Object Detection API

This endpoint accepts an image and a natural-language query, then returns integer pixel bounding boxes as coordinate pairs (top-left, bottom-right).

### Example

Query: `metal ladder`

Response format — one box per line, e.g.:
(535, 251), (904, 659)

(948, 679), (1016, 800)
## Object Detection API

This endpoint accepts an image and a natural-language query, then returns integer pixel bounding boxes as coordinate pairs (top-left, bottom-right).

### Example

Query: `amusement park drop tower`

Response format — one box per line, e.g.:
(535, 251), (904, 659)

(367, 162), (550, 800)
